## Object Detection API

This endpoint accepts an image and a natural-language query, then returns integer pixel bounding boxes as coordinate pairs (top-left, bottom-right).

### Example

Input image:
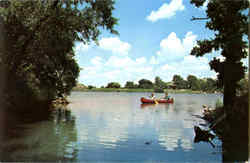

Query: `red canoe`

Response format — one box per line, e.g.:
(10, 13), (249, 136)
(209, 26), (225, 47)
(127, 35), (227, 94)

(140, 97), (174, 104)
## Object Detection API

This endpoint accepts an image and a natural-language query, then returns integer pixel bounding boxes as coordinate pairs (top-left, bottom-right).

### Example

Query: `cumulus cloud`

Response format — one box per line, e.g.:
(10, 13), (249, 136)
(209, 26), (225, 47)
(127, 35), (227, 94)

(91, 56), (103, 66)
(180, 55), (209, 72)
(161, 64), (176, 71)
(79, 55), (153, 87)
(74, 42), (89, 54)
(150, 56), (159, 65)
(105, 70), (122, 80)
(158, 55), (214, 80)
(202, 0), (209, 10)
(146, 0), (185, 22)
(135, 57), (147, 65)
(99, 37), (131, 56)
(105, 56), (135, 68)
(77, 31), (219, 87)
(105, 56), (147, 68)
(156, 31), (197, 62)
(74, 42), (90, 61)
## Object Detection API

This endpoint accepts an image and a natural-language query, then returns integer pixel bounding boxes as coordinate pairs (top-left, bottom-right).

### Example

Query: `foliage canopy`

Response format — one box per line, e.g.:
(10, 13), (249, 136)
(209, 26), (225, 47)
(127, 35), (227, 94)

(190, 0), (249, 107)
(0, 0), (118, 110)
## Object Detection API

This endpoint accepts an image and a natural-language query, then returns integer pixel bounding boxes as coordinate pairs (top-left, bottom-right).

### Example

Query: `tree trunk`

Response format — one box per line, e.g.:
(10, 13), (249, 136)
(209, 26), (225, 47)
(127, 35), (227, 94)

(223, 62), (237, 122)
(248, 1), (250, 154)
(223, 82), (236, 109)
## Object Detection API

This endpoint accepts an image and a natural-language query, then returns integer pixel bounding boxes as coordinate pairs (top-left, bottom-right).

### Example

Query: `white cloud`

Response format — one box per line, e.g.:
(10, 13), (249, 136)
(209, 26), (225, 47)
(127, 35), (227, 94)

(215, 56), (225, 62)
(161, 64), (176, 71)
(135, 57), (147, 65)
(182, 32), (198, 51)
(77, 31), (219, 87)
(99, 37), (131, 56)
(156, 55), (215, 81)
(150, 56), (158, 65)
(146, 0), (185, 22)
(82, 66), (98, 76)
(74, 42), (90, 62)
(242, 57), (249, 68)
(156, 31), (197, 62)
(202, 0), (209, 10)
(180, 55), (209, 71)
(91, 56), (103, 66)
(105, 56), (147, 69)
(129, 66), (153, 74)
(105, 70), (122, 80)
(79, 55), (154, 87)
(105, 56), (135, 68)
(74, 42), (89, 54)
(79, 53), (216, 87)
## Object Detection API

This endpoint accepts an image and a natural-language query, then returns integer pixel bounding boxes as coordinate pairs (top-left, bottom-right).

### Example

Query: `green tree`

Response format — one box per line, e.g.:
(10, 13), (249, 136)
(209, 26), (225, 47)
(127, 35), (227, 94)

(154, 76), (166, 89)
(0, 0), (118, 111)
(199, 79), (207, 92)
(138, 79), (154, 89)
(124, 81), (137, 89)
(199, 78), (217, 92)
(206, 78), (217, 91)
(172, 75), (188, 89)
(106, 82), (121, 88)
(88, 85), (96, 89)
(190, 0), (249, 109)
(187, 75), (200, 90)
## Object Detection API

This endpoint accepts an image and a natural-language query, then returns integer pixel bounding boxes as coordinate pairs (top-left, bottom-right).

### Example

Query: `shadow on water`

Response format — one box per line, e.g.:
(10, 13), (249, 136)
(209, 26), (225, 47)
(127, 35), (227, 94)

(140, 103), (173, 109)
(0, 106), (79, 162)
(193, 123), (249, 162)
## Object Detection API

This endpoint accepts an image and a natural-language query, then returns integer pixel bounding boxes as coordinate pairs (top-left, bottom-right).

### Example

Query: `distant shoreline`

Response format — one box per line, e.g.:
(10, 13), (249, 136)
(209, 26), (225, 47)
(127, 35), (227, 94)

(72, 88), (220, 94)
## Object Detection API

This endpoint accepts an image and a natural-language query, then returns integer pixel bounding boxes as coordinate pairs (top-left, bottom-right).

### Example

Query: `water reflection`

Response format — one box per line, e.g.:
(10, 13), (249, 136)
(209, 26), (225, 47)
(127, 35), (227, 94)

(139, 103), (194, 151)
(140, 103), (172, 109)
(0, 107), (78, 162)
(67, 92), (222, 162)
(1, 92), (225, 162)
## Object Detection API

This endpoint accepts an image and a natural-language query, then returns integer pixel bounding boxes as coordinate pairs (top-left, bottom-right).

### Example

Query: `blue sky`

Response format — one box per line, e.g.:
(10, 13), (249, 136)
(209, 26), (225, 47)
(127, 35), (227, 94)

(74, 0), (248, 87)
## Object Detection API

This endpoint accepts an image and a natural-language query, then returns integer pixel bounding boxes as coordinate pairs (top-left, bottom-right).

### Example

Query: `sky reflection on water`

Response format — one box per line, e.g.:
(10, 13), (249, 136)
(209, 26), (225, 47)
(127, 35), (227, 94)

(67, 92), (222, 162)
(0, 92), (223, 162)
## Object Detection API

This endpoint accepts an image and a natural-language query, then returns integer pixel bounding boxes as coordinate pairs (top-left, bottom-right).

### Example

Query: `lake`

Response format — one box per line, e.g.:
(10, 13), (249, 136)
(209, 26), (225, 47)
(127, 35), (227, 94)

(0, 92), (224, 162)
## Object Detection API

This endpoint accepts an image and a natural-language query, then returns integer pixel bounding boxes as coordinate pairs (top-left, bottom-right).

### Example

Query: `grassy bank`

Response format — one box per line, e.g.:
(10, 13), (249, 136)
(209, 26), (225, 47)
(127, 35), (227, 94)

(72, 87), (154, 92)
(72, 87), (210, 94)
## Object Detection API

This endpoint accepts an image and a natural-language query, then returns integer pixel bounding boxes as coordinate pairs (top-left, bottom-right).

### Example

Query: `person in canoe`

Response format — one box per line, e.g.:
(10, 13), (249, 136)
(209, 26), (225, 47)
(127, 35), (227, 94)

(163, 92), (171, 100)
(150, 93), (156, 99)
(149, 93), (158, 104)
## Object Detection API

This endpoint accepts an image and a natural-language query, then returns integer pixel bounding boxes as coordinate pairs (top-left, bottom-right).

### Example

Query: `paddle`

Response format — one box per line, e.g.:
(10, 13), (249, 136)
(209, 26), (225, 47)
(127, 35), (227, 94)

(154, 99), (158, 104)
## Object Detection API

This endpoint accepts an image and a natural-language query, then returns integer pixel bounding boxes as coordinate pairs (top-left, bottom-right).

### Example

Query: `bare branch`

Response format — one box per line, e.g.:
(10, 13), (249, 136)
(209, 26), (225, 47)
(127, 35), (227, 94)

(191, 16), (209, 21)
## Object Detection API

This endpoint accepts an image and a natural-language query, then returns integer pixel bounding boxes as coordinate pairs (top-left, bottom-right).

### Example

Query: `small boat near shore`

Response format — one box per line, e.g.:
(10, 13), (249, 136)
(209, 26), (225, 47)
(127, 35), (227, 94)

(140, 97), (174, 104)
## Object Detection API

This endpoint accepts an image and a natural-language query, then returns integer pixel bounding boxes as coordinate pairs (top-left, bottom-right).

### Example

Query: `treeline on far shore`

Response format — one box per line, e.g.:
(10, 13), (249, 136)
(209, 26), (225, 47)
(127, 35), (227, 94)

(72, 87), (214, 94)
(73, 74), (243, 93)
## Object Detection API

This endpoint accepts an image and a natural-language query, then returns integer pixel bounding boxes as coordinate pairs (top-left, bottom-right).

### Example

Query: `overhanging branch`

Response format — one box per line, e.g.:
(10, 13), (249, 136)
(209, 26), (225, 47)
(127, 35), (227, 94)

(13, 0), (59, 71)
(21, 0), (59, 53)
(191, 16), (209, 21)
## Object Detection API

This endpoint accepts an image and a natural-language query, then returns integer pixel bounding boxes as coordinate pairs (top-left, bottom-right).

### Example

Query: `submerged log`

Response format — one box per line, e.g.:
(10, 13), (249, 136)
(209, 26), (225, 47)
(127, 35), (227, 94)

(194, 126), (215, 142)
(194, 126), (216, 148)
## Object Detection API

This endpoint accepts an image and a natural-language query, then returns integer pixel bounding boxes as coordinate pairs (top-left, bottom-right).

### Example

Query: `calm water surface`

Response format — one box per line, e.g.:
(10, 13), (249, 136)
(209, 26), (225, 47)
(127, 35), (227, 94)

(2, 92), (223, 162)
